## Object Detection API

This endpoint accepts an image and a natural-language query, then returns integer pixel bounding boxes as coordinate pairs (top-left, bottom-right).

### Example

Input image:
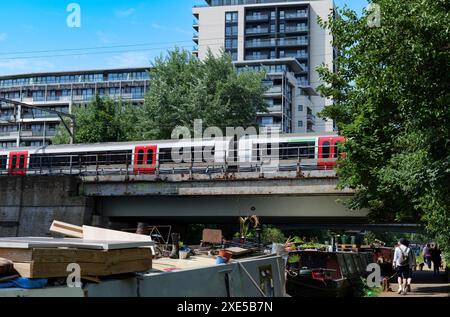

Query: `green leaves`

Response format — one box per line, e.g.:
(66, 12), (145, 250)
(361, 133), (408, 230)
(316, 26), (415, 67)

(318, 0), (450, 259)
(53, 96), (142, 144)
(142, 48), (267, 139)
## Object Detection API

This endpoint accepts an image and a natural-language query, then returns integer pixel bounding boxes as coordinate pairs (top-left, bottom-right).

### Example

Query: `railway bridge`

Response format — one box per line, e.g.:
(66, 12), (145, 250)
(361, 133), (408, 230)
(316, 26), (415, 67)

(0, 170), (422, 237)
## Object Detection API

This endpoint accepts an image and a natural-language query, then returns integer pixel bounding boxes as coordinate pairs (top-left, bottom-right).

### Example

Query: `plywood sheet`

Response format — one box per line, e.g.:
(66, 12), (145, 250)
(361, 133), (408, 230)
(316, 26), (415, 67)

(82, 226), (152, 242)
(0, 237), (154, 250)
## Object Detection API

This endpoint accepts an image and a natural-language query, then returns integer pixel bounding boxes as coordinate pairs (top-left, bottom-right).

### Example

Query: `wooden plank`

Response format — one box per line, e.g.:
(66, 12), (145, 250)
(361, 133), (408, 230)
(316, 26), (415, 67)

(0, 248), (34, 262)
(0, 237), (154, 250)
(13, 258), (152, 278)
(50, 221), (83, 238)
(0, 248), (152, 263)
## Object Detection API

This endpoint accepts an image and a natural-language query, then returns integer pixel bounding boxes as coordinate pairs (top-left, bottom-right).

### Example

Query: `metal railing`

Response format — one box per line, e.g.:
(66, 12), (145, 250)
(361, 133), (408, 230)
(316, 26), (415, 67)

(0, 145), (341, 177)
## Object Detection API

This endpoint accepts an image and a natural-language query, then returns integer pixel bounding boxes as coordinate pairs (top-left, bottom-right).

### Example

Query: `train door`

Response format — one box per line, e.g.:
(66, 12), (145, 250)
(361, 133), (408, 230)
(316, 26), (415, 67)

(134, 145), (157, 175)
(8, 151), (29, 176)
(318, 137), (345, 169)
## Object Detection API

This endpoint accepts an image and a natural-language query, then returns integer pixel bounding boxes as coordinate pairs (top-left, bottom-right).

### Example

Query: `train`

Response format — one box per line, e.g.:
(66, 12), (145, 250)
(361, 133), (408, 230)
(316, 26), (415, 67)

(0, 132), (344, 176)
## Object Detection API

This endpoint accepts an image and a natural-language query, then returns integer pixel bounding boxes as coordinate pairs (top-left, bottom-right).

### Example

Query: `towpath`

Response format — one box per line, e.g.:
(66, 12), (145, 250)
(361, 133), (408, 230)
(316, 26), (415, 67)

(379, 268), (449, 298)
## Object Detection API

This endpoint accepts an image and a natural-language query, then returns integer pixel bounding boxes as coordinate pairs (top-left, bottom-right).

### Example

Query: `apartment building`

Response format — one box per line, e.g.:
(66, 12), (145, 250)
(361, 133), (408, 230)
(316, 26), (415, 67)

(193, 0), (336, 133)
(0, 68), (150, 148)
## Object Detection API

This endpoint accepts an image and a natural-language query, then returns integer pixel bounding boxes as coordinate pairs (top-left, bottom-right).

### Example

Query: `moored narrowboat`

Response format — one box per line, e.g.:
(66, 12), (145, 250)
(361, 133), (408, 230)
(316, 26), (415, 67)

(286, 251), (373, 297)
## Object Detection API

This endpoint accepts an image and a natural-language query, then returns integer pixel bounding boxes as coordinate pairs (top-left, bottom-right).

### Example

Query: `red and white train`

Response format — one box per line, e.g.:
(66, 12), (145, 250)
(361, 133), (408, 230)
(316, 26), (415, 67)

(0, 133), (344, 176)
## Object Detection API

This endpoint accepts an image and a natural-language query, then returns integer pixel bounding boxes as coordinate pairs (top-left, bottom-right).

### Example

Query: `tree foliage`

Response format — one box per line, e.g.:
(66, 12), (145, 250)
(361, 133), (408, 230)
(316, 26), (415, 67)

(53, 95), (141, 144)
(139, 48), (268, 140)
(316, 0), (450, 259)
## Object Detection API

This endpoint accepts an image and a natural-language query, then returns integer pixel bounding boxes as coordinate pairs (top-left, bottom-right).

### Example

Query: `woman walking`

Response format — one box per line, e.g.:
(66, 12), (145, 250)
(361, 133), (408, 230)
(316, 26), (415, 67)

(431, 246), (442, 277)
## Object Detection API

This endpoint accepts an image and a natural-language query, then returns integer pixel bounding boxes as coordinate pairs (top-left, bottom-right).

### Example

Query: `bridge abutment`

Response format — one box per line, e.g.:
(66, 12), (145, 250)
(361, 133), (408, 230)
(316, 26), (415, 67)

(0, 176), (94, 237)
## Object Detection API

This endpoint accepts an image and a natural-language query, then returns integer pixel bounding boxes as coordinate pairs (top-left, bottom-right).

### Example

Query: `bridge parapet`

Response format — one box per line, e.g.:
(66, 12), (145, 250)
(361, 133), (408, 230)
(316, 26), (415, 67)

(80, 170), (353, 197)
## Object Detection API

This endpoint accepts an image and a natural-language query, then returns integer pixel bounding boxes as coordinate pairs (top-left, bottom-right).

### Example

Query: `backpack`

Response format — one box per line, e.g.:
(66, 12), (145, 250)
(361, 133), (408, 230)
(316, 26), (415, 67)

(399, 247), (410, 266)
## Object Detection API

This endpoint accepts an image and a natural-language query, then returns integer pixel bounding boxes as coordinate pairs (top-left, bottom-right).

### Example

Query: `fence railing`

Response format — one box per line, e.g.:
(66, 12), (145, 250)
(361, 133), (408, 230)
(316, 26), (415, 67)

(0, 145), (341, 177)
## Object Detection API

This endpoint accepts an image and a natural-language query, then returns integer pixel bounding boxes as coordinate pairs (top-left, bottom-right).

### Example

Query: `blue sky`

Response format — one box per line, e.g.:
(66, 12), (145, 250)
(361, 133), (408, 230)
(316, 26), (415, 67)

(0, 0), (368, 75)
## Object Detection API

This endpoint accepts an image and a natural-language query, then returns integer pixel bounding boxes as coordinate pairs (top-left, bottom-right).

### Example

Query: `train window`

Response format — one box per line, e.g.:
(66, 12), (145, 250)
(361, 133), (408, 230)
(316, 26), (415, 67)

(281, 142), (316, 160)
(19, 155), (25, 169)
(146, 149), (154, 165)
(159, 148), (173, 164)
(137, 150), (144, 165)
(252, 144), (260, 162)
(11, 156), (17, 169)
(322, 141), (330, 159)
(0, 155), (7, 170)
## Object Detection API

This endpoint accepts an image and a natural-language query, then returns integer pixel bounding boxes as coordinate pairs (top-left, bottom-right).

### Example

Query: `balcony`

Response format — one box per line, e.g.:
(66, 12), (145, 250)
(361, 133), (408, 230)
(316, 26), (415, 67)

(285, 12), (308, 19)
(265, 86), (282, 95)
(0, 131), (18, 138)
(193, 33), (199, 44)
(245, 54), (270, 60)
(245, 39), (276, 48)
(193, 20), (199, 31)
(246, 14), (269, 22)
(307, 113), (316, 123)
(281, 53), (308, 59)
(267, 105), (282, 113)
(285, 26), (308, 33)
(278, 39), (308, 47)
(246, 27), (269, 35)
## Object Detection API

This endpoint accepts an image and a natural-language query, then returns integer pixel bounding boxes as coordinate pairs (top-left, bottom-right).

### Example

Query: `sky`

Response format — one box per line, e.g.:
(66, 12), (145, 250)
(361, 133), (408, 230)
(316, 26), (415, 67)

(0, 0), (368, 75)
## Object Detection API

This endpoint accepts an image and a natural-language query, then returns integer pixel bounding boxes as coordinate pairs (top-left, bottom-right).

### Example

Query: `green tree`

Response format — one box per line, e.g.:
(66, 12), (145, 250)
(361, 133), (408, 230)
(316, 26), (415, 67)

(53, 95), (142, 144)
(316, 1), (450, 259)
(140, 48), (268, 140)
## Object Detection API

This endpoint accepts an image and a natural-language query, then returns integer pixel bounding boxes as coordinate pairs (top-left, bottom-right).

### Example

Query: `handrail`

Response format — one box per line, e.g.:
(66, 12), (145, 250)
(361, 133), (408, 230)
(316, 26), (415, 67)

(0, 144), (341, 176)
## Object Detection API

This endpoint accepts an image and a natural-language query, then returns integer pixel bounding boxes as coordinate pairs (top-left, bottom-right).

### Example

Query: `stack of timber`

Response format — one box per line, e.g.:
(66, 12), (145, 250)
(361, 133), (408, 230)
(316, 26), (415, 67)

(337, 244), (361, 252)
(0, 222), (154, 279)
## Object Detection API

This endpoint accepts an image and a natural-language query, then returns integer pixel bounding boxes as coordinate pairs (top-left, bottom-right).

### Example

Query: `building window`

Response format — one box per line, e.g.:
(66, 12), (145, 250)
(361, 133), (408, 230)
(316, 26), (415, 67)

(298, 105), (304, 112)
(262, 117), (274, 125)
(225, 11), (239, 61)
(298, 121), (304, 128)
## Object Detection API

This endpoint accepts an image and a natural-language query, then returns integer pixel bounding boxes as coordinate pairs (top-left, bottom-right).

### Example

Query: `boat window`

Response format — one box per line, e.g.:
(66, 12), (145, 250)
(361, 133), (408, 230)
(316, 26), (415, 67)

(137, 150), (144, 165)
(336, 254), (348, 277)
(146, 149), (154, 165)
(322, 141), (330, 159)
(354, 255), (364, 273)
(343, 254), (357, 275)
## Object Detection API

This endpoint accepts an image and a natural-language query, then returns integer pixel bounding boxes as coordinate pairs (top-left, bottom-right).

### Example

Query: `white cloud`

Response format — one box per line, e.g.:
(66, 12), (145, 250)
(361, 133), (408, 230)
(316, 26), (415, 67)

(115, 8), (136, 18)
(0, 59), (56, 74)
(0, 33), (8, 42)
(106, 52), (152, 68)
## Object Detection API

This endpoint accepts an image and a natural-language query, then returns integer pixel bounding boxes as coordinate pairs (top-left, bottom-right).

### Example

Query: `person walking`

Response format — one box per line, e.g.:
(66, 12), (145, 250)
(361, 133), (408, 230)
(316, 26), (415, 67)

(393, 238), (414, 295)
(404, 240), (416, 293)
(431, 245), (442, 277)
(423, 244), (432, 269)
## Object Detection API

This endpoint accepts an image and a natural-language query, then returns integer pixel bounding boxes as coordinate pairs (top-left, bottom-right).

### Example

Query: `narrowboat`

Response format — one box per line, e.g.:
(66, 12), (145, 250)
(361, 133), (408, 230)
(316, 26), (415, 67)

(286, 251), (373, 297)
